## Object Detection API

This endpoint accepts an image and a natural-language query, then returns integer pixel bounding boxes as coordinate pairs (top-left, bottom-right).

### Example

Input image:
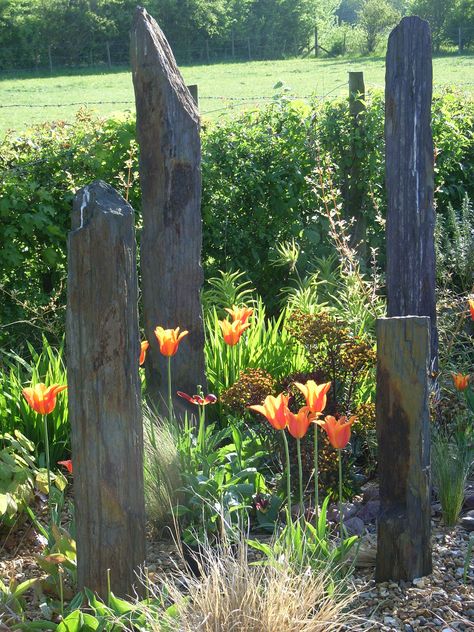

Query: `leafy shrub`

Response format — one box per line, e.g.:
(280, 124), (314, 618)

(1, 91), (473, 347)
(219, 368), (276, 416)
(0, 431), (36, 528)
(287, 310), (376, 415)
(436, 194), (474, 293)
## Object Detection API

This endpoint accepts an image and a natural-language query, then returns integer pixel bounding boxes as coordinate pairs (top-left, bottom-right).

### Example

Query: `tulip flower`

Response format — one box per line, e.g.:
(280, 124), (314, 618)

(249, 393), (292, 516)
(285, 405), (313, 510)
(452, 372), (470, 391)
(294, 380), (331, 520)
(249, 393), (289, 431)
(139, 340), (149, 366)
(22, 383), (67, 523)
(316, 415), (356, 450)
(154, 326), (189, 421)
(224, 305), (253, 325)
(469, 299), (474, 321)
(219, 318), (250, 346)
(58, 460), (73, 475)
(285, 406), (313, 440)
(177, 391), (218, 406)
(178, 390), (217, 472)
(317, 414), (357, 541)
(22, 383), (67, 416)
(294, 380), (331, 414)
(154, 326), (188, 357)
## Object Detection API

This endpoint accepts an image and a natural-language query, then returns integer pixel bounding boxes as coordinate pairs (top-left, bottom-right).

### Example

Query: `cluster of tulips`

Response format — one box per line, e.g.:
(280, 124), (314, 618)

(249, 382), (356, 539)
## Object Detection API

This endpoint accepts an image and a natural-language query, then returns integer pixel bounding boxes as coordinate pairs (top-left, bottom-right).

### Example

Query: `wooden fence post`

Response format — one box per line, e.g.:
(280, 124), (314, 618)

(314, 27), (318, 57)
(347, 71), (366, 256)
(385, 16), (437, 368)
(187, 84), (198, 107)
(130, 8), (207, 409)
(66, 180), (145, 598)
(376, 316), (432, 581)
(106, 41), (112, 68)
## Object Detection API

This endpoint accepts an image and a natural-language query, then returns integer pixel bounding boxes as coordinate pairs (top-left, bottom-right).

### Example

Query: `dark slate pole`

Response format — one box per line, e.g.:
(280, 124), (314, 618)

(67, 181), (145, 598)
(375, 316), (432, 581)
(385, 16), (437, 369)
(130, 8), (207, 410)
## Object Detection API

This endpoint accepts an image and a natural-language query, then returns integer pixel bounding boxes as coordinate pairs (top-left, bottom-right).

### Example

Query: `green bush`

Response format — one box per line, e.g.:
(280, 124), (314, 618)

(1, 91), (473, 347)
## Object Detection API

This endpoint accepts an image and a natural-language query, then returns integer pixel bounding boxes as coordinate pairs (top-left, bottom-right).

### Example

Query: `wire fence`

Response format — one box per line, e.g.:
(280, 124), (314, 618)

(1, 26), (473, 75)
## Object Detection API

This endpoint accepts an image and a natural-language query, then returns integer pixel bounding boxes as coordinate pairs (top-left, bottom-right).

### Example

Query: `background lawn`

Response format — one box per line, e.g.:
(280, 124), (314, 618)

(1, 53), (473, 136)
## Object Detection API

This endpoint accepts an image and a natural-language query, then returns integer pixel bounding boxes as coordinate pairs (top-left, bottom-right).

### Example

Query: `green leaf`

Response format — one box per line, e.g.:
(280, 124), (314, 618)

(56, 610), (99, 632)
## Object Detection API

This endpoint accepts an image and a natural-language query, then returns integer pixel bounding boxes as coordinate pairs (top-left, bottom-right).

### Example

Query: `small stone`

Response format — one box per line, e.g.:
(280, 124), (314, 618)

(384, 616), (397, 625)
(343, 516), (365, 536)
(357, 500), (380, 524)
(412, 576), (428, 588)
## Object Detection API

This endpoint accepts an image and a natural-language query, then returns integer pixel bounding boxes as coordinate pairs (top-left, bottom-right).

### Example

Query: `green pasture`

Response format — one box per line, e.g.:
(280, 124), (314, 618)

(1, 53), (473, 136)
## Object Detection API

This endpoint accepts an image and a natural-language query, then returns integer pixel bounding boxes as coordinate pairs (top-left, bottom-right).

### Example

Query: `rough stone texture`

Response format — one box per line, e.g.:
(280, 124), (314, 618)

(385, 16), (437, 368)
(376, 316), (432, 582)
(130, 7), (207, 409)
(67, 181), (145, 598)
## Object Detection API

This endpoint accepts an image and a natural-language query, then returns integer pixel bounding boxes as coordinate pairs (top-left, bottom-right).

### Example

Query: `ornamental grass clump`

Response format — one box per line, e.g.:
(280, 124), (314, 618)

(141, 539), (362, 632)
(432, 430), (473, 527)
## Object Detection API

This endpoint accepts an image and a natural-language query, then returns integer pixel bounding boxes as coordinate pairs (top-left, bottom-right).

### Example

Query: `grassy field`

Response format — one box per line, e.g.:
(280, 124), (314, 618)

(1, 53), (473, 136)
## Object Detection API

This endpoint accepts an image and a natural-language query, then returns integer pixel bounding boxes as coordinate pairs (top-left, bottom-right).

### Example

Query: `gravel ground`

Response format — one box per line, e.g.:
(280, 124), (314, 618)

(1, 514), (473, 630)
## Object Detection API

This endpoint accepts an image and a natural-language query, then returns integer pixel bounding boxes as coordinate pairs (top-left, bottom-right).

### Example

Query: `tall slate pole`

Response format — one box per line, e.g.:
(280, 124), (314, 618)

(385, 16), (437, 368)
(67, 181), (145, 598)
(131, 8), (207, 408)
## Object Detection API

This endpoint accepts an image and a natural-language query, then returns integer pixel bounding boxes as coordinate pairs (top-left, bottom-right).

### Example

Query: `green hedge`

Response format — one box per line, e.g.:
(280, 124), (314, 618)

(0, 91), (472, 349)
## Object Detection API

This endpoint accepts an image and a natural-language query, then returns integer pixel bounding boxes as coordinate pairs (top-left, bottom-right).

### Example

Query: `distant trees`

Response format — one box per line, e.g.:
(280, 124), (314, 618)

(358, 0), (400, 52)
(0, 0), (471, 69)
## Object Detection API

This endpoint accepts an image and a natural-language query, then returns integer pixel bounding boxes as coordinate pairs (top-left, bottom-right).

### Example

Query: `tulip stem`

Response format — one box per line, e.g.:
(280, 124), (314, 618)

(314, 423), (319, 523)
(167, 356), (173, 421)
(42, 414), (53, 524)
(296, 437), (304, 516)
(338, 448), (344, 543)
(281, 430), (292, 520)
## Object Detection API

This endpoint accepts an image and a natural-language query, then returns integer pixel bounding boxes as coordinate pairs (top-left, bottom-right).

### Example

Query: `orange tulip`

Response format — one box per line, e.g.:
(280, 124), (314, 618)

(154, 326), (188, 356)
(58, 460), (73, 475)
(294, 380), (331, 415)
(139, 340), (149, 365)
(249, 393), (289, 431)
(452, 372), (470, 391)
(22, 383), (67, 415)
(285, 405), (313, 439)
(469, 299), (474, 321)
(219, 319), (250, 345)
(317, 415), (357, 450)
(224, 305), (253, 325)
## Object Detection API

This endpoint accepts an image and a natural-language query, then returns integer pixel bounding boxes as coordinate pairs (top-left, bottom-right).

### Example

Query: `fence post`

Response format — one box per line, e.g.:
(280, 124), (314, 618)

(231, 28), (235, 59)
(347, 71), (366, 256)
(206, 40), (210, 63)
(48, 45), (53, 74)
(375, 316), (432, 581)
(66, 180), (145, 598)
(187, 84), (198, 106)
(106, 41), (112, 68)
(385, 16), (437, 368)
(247, 37), (251, 60)
(314, 26), (318, 57)
(458, 26), (463, 53)
(131, 8), (207, 410)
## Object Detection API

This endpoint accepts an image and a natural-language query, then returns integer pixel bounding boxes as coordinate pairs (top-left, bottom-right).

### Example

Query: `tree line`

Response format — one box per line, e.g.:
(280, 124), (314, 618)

(0, 0), (472, 71)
